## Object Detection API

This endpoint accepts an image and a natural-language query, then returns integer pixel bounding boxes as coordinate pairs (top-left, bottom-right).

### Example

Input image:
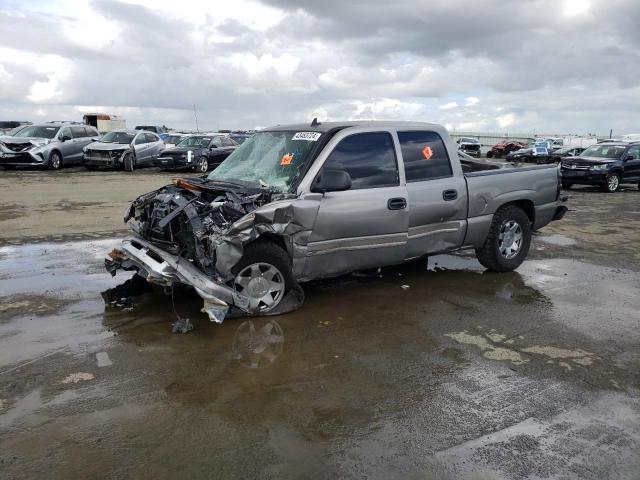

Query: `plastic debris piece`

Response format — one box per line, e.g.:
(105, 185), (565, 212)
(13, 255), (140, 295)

(401, 284), (410, 290)
(171, 317), (194, 334)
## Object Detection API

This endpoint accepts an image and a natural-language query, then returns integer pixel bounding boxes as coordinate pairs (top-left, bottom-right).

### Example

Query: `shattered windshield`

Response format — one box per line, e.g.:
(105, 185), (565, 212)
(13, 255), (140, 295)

(581, 145), (625, 158)
(13, 126), (59, 139)
(100, 131), (134, 144)
(178, 136), (210, 147)
(208, 131), (321, 191)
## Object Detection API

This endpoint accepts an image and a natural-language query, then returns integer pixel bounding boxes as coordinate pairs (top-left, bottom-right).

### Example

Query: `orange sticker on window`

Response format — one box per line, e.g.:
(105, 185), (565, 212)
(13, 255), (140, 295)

(280, 153), (294, 166)
(422, 146), (433, 160)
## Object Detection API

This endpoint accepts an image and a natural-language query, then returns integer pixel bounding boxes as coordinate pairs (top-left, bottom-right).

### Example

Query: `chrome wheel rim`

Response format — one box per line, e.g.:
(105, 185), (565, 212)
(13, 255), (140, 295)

(234, 263), (285, 312)
(608, 174), (619, 191)
(198, 158), (208, 172)
(51, 153), (61, 169)
(498, 220), (523, 259)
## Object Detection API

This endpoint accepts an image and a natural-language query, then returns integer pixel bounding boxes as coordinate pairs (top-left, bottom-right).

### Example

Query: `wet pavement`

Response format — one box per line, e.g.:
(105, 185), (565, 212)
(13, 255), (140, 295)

(0, 184), (639, 479)
(0, 244), (638, 477)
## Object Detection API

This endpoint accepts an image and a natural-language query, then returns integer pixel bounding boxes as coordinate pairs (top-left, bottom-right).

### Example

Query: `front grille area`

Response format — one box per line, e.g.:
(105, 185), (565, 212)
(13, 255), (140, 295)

(2, 143), (32, 153)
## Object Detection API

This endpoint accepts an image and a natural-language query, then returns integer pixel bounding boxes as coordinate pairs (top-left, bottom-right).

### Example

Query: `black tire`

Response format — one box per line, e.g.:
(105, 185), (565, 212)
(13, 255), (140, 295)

(562, 182), (573, 189)
(231, 240), (294, 313)
(601, 172), (619, 192)
(475, 205), (532, 272)
(48, 151), (62, 170)
(123, 153), (135, 172)
(486, 151), (494, 158)
(194, 156), (209, 173)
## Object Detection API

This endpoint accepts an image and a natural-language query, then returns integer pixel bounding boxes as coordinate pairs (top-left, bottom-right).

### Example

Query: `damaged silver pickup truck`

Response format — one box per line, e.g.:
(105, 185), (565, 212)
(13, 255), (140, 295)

(106, 121), (567, 325)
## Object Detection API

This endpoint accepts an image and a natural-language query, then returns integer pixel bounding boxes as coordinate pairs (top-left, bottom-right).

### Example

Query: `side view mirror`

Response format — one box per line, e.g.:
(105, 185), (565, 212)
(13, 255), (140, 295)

(61, 135), (72, 142)
(210, 145), (218, 149)
(311, 169), (352, 193)
(625, 155), (635, 161)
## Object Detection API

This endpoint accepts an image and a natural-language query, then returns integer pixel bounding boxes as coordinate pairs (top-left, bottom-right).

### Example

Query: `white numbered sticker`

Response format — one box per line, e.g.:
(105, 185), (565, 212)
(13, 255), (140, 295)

(292, 132), (321, 141)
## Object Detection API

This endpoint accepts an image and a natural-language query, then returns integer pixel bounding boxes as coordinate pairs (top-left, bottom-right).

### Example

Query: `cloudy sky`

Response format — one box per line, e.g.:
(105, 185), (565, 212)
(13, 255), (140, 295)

(1, 0), (638, 134)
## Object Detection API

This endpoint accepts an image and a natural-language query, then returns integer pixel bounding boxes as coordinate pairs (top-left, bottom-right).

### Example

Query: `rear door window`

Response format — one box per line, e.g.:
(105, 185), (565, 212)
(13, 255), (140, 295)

(71, 126), (87, 138)
(398, 131), (453, 182)
(145, 133), (159, 143)
(321, 132), (399, 189)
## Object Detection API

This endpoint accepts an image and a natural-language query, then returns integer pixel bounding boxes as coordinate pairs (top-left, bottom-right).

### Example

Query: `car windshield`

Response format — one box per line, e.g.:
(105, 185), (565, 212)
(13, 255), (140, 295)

(461, 138), (479, 143)
(208, 130), (321, 191)
(165, 135), (183, 144)
(13, 126), (59, 139)
(178, 136), (211, 147)
(581, 145), (625, 158)
(100, 131), (134, 144)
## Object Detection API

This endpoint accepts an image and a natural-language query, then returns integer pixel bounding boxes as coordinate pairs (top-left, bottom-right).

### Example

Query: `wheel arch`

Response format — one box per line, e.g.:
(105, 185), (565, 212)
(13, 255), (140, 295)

(497, 199), (535, 225)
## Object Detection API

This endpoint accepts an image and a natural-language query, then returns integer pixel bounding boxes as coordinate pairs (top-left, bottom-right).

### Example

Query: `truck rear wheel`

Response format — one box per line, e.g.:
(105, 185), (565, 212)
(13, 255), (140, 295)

(231, 241), (294, 314)
(475, 205), (532, 272)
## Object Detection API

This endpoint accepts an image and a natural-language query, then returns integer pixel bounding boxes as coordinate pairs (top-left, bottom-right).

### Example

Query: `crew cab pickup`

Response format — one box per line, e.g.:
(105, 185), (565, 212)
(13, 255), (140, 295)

(106, 121), (567, 324)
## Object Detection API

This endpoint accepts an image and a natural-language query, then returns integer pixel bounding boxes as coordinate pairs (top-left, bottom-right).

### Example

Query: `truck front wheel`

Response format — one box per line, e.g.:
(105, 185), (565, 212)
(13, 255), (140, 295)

(231, 241), (294, 314)
(475, 205), (532, 272)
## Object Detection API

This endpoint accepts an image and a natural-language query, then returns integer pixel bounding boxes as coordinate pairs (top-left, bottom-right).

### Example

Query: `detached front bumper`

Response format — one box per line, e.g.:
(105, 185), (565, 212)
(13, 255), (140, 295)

(105, 236), (252, 322)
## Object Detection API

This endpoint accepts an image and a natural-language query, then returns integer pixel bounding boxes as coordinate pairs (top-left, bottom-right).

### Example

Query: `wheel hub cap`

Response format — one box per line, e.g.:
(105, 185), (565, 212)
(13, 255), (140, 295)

(234, 262), (285, 312)
(498, 220), (523, 259)
(247, 277), (269, 297)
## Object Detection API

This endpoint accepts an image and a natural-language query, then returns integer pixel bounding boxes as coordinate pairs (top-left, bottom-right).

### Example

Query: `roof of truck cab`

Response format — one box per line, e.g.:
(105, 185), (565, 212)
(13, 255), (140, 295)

(264, 121), (442, 133)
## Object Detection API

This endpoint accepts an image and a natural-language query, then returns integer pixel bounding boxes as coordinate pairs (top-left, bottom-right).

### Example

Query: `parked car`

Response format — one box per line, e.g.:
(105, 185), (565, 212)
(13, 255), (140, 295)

(83, 130), (165, 171)
(163, 133), (189, 148)
(560, 142), (640, 192)
(0, 121), (31, 134)
(105, 121), (567, 326)
(155, 134), (237, 172)
(230, 133), (252, 145)
(135, 125), (169, 140)
(0, 122), (99, 170)
(486, 141), (528, 158)
(456, 137), (481, 157)
(549, 146), (584, 162)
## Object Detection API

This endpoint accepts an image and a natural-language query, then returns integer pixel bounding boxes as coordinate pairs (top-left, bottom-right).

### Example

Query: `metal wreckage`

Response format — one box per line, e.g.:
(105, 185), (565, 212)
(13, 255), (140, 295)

(105, 176), (313, 331)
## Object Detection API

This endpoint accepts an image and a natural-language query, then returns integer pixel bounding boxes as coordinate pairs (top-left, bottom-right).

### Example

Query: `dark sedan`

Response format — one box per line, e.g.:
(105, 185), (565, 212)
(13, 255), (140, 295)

(155, 135), (237, 172)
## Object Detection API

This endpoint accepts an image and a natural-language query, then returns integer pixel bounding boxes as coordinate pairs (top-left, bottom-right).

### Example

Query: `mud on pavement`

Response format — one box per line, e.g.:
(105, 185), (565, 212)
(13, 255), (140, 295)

(0, 176), (639, 479)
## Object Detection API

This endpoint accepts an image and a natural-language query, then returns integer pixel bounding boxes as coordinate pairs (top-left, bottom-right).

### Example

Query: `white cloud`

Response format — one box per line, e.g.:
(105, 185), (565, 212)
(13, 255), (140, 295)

(496, 113), (516, 129)
(440, 102), (459, 110)
(465, 96), (480, 106)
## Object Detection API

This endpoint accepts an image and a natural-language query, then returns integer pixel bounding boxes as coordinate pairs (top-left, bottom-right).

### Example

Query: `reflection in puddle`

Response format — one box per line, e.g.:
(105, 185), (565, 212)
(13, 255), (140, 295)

(231, 319), (285, 369)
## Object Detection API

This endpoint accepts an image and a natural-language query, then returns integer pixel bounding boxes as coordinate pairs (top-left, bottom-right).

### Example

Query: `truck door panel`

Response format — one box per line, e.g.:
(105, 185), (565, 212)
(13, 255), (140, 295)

(305, 131), (408, 278)
(397, 130), (468, 259)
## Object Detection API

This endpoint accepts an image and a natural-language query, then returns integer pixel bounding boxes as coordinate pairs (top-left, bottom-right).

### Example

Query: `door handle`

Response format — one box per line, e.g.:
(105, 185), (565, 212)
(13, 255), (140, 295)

(387, 197), (407, 210)
(442, 189), (458, 201)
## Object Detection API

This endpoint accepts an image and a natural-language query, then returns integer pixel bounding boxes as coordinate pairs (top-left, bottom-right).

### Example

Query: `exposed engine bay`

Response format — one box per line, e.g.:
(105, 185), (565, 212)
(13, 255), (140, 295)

(107, 176), (309, 328)
(125, 177), (279, 276)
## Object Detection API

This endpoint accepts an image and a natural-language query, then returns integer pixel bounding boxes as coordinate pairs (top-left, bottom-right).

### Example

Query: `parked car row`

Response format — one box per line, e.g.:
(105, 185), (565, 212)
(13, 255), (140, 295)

(0, 123), (244, 172)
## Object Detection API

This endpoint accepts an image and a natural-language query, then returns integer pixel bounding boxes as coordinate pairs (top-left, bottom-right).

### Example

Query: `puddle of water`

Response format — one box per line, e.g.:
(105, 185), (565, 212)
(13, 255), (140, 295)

(537, 234), (577, 247)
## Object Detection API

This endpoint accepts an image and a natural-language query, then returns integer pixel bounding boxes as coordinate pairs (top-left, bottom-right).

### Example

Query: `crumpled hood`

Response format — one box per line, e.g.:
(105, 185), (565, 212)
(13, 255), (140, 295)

(85, 141), (131, 152)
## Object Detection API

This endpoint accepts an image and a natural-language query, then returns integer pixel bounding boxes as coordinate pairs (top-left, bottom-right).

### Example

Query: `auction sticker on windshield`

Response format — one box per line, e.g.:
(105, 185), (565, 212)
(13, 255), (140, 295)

(292, 132), (321, 141)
